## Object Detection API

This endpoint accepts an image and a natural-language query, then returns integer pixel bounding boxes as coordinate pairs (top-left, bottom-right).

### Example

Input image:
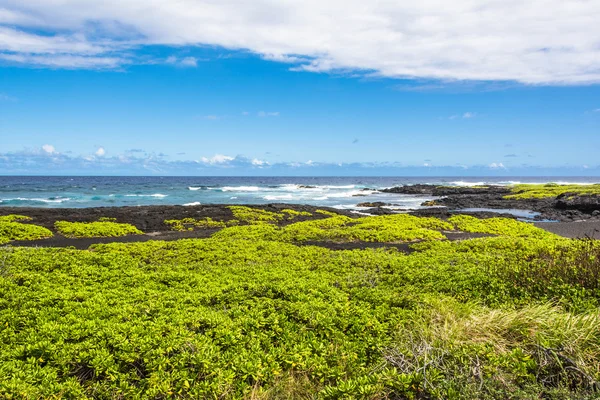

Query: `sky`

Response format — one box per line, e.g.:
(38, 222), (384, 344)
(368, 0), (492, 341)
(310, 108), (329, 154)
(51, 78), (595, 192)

(1, 0), (599, 176)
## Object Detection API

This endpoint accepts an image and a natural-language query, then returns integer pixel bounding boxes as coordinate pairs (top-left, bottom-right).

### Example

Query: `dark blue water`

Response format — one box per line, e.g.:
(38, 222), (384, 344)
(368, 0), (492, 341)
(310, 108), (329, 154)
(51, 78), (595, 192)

(0, 176), (598, 210)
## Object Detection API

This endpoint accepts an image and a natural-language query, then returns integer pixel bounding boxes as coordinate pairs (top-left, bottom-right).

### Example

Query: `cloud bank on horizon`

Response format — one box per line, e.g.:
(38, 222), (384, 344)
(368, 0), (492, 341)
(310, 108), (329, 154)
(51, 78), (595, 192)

(0, 145), (595, 176)
(1, 0), (600, 84)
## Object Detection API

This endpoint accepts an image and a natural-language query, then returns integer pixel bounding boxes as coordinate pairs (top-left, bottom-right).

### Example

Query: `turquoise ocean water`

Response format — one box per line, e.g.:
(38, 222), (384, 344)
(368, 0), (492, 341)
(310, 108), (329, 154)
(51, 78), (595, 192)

(0, 176), (598, 211)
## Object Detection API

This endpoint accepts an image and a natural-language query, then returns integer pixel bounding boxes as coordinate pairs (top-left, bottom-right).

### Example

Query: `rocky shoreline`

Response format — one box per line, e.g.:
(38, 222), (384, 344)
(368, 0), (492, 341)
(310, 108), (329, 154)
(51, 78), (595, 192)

(3, 191), (600, 249)
(379, 184), (600, 222)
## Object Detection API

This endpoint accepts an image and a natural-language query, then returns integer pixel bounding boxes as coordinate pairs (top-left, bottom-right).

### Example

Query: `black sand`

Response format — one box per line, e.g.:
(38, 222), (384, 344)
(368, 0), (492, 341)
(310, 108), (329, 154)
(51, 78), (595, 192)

(534, 221), (600, 239)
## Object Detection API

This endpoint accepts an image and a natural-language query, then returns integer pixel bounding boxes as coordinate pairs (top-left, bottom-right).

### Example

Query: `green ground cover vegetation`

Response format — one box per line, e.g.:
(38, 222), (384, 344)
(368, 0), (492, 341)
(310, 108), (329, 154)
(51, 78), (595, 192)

(165, 217), (238, 231)
(229, 206), (285, 224)
(1, 212), (599, 398)
(211, 210), (554, 244)
(0, 215), (33, 223)
(0, 215), (53, 244)
(506, 183), (600, 199)
(281, 209), (313, 219)
(54, 221), (143, 238)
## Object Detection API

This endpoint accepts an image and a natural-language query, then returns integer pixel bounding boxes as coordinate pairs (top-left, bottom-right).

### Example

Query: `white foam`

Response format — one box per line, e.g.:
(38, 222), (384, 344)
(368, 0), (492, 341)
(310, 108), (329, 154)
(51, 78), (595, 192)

(183, 201), (201, 206)
(125, 193), (168, 198)
(0, 197), (71, 203)
(326, 190), (377, 198)
(221, 186), (261, 192)
(279, 184), (309, 190)
(319, 185), (356, 189)
(449, 181), (487, 187)
(383, 205), (421, 210)
(188, 186), (202, 191)
(264, 194), (294, 201)
(332, 204), (362, 209)
(350, 210), (373, 216)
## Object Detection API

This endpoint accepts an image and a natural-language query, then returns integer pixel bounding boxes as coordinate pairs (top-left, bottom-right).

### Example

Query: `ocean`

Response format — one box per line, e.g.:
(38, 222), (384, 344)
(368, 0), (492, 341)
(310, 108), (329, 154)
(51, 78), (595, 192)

(0, 176), (598, 211)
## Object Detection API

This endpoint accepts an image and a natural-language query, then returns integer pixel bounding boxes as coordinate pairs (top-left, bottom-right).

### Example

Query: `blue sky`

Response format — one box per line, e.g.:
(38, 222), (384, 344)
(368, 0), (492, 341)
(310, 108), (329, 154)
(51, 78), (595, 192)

(1, 1), (600, 175)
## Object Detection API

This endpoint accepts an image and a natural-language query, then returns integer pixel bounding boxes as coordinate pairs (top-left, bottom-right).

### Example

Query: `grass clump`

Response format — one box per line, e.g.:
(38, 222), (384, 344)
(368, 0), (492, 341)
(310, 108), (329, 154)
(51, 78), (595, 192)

(0, 214), (33, 222)
(376, 299), (600, 399)
(228, 206), (284, 224)
(449, 214), (558, 239)
(165, 217), (236, 231)
(506, 183), (600, 199)
(281, 209), (312, 219)
(0, 221), (53, 243)
(54, 220), (143, 238)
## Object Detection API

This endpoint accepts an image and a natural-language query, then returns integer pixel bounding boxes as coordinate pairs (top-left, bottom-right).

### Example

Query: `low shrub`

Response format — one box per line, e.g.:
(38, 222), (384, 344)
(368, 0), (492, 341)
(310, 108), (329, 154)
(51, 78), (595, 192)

(281, 209), (312, 219)
(0, 221), (53, 242)
(54, 221), (143, 238)
(506, 183), (600, 199)
(0, 214), (33, 222)
(228, 206), (284, 224)
(165, 217), (234, 231)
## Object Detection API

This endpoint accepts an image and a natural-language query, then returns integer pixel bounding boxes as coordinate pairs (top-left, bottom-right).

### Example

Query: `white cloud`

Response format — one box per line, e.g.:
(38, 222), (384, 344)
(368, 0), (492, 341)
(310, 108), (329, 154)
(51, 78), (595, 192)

(0, 26), (105, 55)
(166, 55), (198, 67)
(251, 158), (268, 166)
(0, 53), (123, 69)
(2, 1), (600, 83)
(42, 144), (56, 154)
(200, 154), (235, 164)
(95, 147), (106, 156)
(0, 146), (598, 174)
(262, 54), (306, 63)
(258, 111), (279, 117)
(201, 115), (220, 120)
(449, 112), (476, 119)
(180, 56), (197, 67)
(488, 162), (506, 169)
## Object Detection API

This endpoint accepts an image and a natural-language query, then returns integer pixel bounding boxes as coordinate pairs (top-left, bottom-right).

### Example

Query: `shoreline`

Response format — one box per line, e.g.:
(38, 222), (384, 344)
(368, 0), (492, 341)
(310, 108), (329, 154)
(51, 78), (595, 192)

(2, 199), (600, 249)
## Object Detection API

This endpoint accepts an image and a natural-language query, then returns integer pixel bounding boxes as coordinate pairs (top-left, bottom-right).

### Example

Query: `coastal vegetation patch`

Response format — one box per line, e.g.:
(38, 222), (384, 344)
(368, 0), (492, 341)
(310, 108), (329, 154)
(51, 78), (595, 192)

(506, 183), (600, 199)
(213, 213), (453, 243)
(164, 217), (237, 231)
(1, 230), (599, 398)
(212, 212), (552, 244)
(0, 220), (53, 244)
(54, 220), (143, 238)
(228, 206), (285, 224)
(281, 209), (312, 219)
(0, 215), (33, 223)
